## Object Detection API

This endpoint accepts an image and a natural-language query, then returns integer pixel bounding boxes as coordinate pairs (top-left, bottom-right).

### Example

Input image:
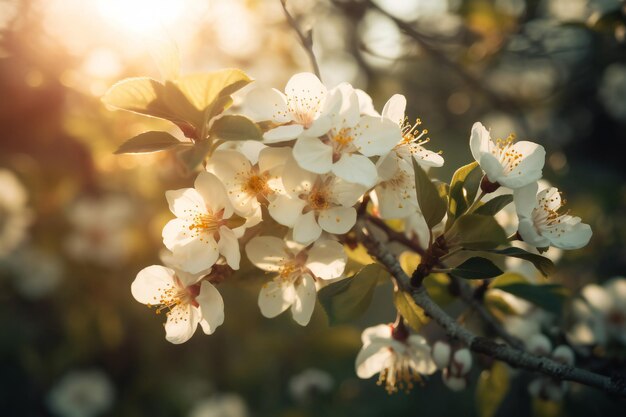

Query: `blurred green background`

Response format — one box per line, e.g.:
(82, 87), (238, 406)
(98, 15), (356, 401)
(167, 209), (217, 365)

(1, 0), (625, 416)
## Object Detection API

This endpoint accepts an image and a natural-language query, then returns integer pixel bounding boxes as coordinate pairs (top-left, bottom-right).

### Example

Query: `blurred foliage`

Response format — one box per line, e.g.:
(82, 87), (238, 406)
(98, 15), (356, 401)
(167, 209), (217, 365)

(0, 0), (625, 416)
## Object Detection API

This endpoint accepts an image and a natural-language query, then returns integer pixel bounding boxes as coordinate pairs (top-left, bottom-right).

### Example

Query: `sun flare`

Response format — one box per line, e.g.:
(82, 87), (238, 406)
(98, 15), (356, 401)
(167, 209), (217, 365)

(96, 0), (185, 35)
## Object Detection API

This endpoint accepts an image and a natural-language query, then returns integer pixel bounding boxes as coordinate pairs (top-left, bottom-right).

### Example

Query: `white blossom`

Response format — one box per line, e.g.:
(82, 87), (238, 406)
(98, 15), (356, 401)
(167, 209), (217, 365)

(246, 236), (346, 326)
(47, 370), (114, 417)
(470, 122), (545, 189)
(131, 265), (224, 344)
(514, 183), (592, 250)
(189, 393), (248, 417)
(0, 169), (32, 257)
(288, 368), (334, 403)
(355, 324), (436, 394)
(162, 172), (247, 273)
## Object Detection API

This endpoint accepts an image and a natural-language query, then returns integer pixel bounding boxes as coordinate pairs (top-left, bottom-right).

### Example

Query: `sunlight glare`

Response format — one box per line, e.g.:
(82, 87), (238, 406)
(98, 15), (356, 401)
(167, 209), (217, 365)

(96, 0), (185, 35)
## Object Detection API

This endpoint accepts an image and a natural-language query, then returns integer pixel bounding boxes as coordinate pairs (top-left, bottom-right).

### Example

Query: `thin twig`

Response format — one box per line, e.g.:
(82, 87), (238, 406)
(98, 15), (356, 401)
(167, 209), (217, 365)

(355, 220), (626, 397)
(280, 0), (321, 79)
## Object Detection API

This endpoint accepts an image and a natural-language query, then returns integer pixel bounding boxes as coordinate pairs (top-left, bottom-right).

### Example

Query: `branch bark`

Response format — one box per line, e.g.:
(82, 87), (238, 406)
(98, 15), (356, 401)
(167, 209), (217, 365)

(280, 0), (321, 79)
(356, 220), (626, 398)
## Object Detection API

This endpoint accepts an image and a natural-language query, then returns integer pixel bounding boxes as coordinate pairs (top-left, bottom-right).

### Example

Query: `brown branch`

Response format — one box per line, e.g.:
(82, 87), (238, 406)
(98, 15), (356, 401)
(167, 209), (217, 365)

(280, 0), (321, 79)
(355, 220), (626, 397)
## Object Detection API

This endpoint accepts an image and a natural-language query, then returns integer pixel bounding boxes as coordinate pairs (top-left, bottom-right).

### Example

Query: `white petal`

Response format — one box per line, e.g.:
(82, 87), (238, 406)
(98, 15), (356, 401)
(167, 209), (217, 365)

(162, 218), (194, 250)
(469, 122), (490, 163)
(165, 188), (206, 219)
(245, 236), (288, 272)
(164, 304), (199, 344)
(217, 226), (240, 269)
(334, 82), (361, 128)
(305, 115), (332, 137)
(545, 221), (592, 250)
(517, 217), (550, 248)
(361, 324), (392, 345)
(291, 274), (317, 326)
(263, 124), (304, 143)
(268, 195), (306, 227)
(293, 211), (322, 243)
(281, 156), (317, 194)
(355, 342), (392, 378)
(245, 87), (290, 122)
(258, 146), (292, 173)
(196, 281), (225, 334)
(513, 182), (539, 218)
(258, 280), (296, 318)
(285, 72), (327, 103)
(329, 177), (368, 207)
(356, 89), (379, 116)
(318, 206), (356, 234)
(331, 153), (378, 187)
(410, 144), (444, 168)
(194, 172), (233, 217)
(381, 94), (406, 125)
(293, 137), (333, 174)
(503, 141), (545, 187)
(353, 116), (401, 157)
(479, 153), (505, 183)
(305, 240), (347, 280)
(538, 187), (562, 211)
(131, 265), (175, 305)
(582, 284), (613, 314)
(171, 235), (220, 274)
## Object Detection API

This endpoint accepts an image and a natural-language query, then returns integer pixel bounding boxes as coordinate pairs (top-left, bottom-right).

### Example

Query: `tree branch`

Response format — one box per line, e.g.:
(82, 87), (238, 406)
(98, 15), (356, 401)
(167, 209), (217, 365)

(356, 220), (626, 397)
(280, 0), (321, 79)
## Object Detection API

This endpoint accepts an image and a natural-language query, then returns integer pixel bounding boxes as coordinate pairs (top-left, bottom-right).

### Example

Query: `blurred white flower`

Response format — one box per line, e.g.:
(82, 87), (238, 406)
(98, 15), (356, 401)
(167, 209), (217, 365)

(288, 368), (334, 403)
(470, 122), (545, 190)
(514, 183), (592, 250)
(527, 341), (575, 401)
(355, 323), (436, 394)
(599, 63), (626, 123)
(47, 369), (114, 417)
(567, 277), (626, 347)
(64, 194), (132, 266)
(189, 393), (248, 417)
(2, 246), (63, 300)
(0, 169), (33, 257)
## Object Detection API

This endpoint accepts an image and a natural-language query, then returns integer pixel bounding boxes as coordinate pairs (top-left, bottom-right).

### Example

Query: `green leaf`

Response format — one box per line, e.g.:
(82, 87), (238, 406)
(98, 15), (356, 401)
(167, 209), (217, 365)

(474, 194), (513, 216)
(476, 361), (510, 417)
(448, 214), (508, 250)
(491, 273), (567, 315)
(210, 115), (262, 141)
(476, 247), (555, 277)
(446, 161), (481, 228)
(102, 77), (176, 121)
(412, 159), (447, 229)
(178, 139), (212, 172)
(318, 264), (389, 325)
(450, 257), (503, 279)
(163, 81), (205, 130)
(114, 131), (182, 154)
(393, 289), (429, 331)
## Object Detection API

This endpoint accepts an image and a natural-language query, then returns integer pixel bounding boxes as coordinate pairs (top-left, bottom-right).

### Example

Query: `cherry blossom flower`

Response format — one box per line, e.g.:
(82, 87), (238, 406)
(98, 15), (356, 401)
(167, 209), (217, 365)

(46, 370), (114, 417)
(246, 72), (334, 142)
(527, 340), (575, 401)
(162, 172), (247, 273)
(355, 323), (436, 394)
(246, 236), (346, 326)
(0, 169), (33, 257)
(514, 182), (592, 250)
(470, 122), (545, 190)
(131, 265), (224, 344)
(372, 153), (417, 219)
(567, 277), (626, 347)
(268, 158), (366, 243)
(431, 342), (472, 391)
(288, 368), (334, 403)
(292, 83), (400, 187)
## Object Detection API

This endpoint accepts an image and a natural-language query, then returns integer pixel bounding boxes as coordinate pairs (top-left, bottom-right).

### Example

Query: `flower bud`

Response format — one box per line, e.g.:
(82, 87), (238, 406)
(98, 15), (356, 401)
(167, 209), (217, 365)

(552, 345), (575, 366)
(432, 341), (451, 369)
(451, 348), (472, 376)
(526, 334), (552, 356)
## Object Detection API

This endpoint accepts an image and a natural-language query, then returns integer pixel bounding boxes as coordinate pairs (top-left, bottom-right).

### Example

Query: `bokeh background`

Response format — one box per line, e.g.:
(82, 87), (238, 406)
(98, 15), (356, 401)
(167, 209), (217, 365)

(1, 0), (625, 416)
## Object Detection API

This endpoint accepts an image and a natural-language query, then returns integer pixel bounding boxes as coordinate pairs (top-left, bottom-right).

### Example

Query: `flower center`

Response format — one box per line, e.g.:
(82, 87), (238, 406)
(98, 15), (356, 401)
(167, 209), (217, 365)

(243, 172), (271, 197)
(308, 189), (330, 211)
(399, 117), (428, 147)
(492, 134), (523, 174)
(189, 210), (223, 236)
(149, 278), (200, 320)
(377, 349), (423, 394)
(285, 92), (323, 128)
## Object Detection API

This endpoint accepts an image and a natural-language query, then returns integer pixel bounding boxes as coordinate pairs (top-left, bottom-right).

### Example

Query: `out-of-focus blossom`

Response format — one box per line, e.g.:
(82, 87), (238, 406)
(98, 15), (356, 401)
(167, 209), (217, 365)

(599, 63), (626, 123)
(288, 368), (334, 403)
(514, 183), (592, 250)
(189, 393), (248, 417)
(64, 194), (132, 266)
(470, 122), (545, 190)
(131, 265), (224, 344)
(355, 323), (436, 394)
(527, 339), (575, 402)
(431, 342), (473, 391)
(1, 246), (63, 300)
(567, 277), (626, 347)
(246, 236), (346, 326)
(47, 369), (114, 417)
(0, 169), (33, 256)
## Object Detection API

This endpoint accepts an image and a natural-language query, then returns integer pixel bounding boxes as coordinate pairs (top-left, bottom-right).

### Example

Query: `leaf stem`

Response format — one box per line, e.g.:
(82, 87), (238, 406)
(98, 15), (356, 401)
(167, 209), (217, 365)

(280, 0), (322, 79)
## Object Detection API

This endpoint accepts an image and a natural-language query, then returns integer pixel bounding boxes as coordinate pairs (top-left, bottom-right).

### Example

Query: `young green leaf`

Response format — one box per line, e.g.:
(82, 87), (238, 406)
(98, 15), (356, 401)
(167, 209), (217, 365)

(474, 247), (555, 277)
(393, 289), (430, 331)
(210, 115), (263, 141)
(450, 257), (503, 279)
(474, 194), (513, 216)
(318, 263), (388, 325)
(102, 77), (175, 121)
(448, 214), (508, 250)
(178, 139), (212, 172)
(476, 361), (510, 417)
(114, 131), (183, 154)
(491, 273), (567, 315)
(447, 161), (480, 226)
(412, 159), (447, 229)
